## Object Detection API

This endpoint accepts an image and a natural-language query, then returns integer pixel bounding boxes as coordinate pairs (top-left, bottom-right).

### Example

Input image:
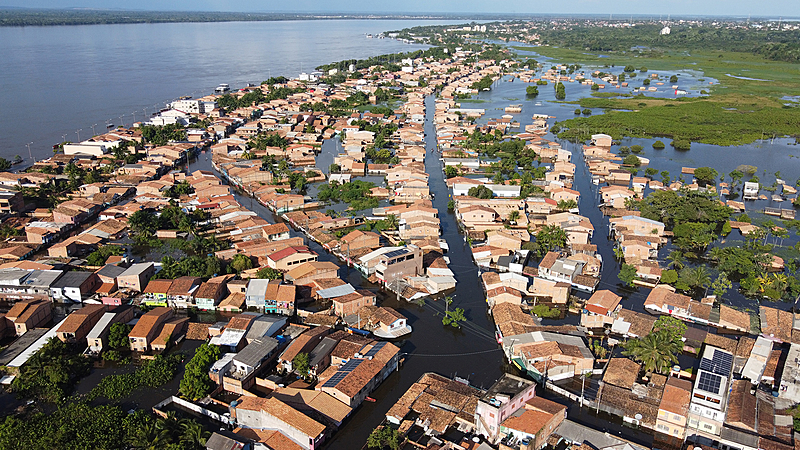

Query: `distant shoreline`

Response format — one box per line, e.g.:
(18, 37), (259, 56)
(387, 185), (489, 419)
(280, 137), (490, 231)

(0, 10), (476, 27)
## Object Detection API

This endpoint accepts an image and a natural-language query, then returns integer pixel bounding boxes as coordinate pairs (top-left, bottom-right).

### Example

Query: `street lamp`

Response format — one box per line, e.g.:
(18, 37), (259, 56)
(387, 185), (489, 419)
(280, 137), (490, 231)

(119, 116), (125, 128)
(91, 124), (97, 136)
(76, 129), (82, 141)
(61, 134), (67, 144)
(26, 142), (34, 163)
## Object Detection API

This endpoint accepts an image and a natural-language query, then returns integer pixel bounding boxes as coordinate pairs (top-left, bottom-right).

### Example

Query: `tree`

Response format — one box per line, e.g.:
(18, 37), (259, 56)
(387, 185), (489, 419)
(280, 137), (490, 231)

(256, 267), (282, 280)
(293, 352), (310, 377)
(444, 165), (459, 178)
(645, 167), (658, 178)
(653, 316), (687, 343)
(367, 426), (401, 450)
(108, 322), (131, 349)
(623, 155), (641, 167)
(128, 209), (158, 242)
(0, 157), (11, 171)
(531, 304), (560, 319)
(624, 65), (635, 72)
(643, 78), (651, 86)
(468, 185), (493, 199)
(623, 331), (681, 374)
(554, 82), (566, 100)
(591, 83), (600, 91)
(556, 199), (577, 211)
(230, 254), (253, 273)
(442, 307), (466, 328)
(179, 343), (221, 401)
(670, 75), (679, 83)
(508, 210), (520, 223)
(618, 264), (637, 287)
(712, 273), (732, 298)
(534, 225), (568, 257)
(11, 337), (90, 402)
(384, 214), (399, 231)
(179, 420), (211, 450)
(671, 138), (691, 151)
(526, 85), (539, 96)
(660, 269), (679, 285)
(679, 265), (712, 292)
(329, 163), (340, 174)
(694, 167), (718, 186)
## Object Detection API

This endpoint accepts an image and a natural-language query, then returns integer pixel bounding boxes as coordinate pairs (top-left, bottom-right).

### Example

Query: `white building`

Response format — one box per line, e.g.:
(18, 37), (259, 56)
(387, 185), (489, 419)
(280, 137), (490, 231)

(687, 346), (734, 446)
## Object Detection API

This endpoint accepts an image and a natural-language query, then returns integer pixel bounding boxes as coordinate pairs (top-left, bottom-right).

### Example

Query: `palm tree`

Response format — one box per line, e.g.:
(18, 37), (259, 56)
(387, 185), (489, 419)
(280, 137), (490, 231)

(623, 332), (680, 374)
(180, 420), (210, 450)
(508, 210), (520, 223)
(686, 265), (712, 292)
(763, 219), (776, 245)
(667, 251), (685, 269)
(385, 214), (399, 231)
(707, 247), (725, 262)
(127, 419), (171, 450)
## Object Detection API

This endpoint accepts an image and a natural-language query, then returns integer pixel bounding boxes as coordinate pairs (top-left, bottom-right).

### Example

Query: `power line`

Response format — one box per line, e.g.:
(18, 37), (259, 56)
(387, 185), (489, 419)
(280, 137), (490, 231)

(402, 348), (503, 358)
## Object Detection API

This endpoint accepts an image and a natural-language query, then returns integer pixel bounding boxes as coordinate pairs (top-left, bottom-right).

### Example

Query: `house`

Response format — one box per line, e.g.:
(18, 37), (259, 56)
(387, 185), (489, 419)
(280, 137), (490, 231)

(205, 433), (251, 450)
(486, 230), (523, 251)
(232, 396), (326, 450)
(150, 317), (189, 352)
(486, 286), (525, 308)
(166, 275), (202, 308)
(278, 326), (332, 373)
(368, 307), (411, 339)
(226, 337), (281, 393)
(86, 306), (136, 353)
(332, 290), (377, 318)
(266, 246), (318, 271)
(687, 345), (734, 445)
(318, 340), (400, 408)
(56, 304), (106, 343)
(385, 372), (484, 435)
(49, 271), (98, 303)
(656, 377), (693, 439)
(194, 282), (225, 310)
(284, 261), (339, 286)
(5, 299), (52, 336)
(459, 205), (498, 229)
(610, 215), (665, 237)
(128, 306), (174, 352)
(117, 262), (155, 292)
(475, 374), (539, 444)
(338, 230), (380, 253)
(143, 279), (174, 306)
(580, 290), (622, 328)
(374, 246), (423, 285)
(267, 284), (296, 316)
(499, 397), (567, 450)
(270, 387), (353, 428)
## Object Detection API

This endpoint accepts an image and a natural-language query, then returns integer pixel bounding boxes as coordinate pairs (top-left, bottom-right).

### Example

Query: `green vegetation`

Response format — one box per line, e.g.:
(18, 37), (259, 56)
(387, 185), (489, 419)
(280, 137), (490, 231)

(87, 354), (182, 401)
(554, 82), (566, 100)
(108, 322), (131, 350)
(367, 425), (402, 450)
(230, 254), (254, 273)
(85, 245), (124, 266)
(140, 123), (187, 146)
(256, 267), (283, 280)
(525, 85), (539, 96)
(623, 316), (685, 374)
(467, 185), (493, 199)
(531, 304), (560, 319)
(11, 338), (89, 403)
(442, 307), (466, 328)
(217, 86), (304, 111)
(293, 352), (310, 378)
(532, 225), (568, 258)
(0, 157), (11, 171)
(180, 343), (221, 401)
(317, 180), (379, 211)
(472, 75), (494, 91)
(652, 140), (666, 149)
(618, 264), (638, 287)
(555, 94), (800, 146)
(163, 181), (195, 199)
(157, 255), (222, 279)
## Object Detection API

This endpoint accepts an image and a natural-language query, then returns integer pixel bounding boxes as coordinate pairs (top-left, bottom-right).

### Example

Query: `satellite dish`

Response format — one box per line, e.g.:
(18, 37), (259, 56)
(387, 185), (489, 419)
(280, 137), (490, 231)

(634, 413), (643, 420)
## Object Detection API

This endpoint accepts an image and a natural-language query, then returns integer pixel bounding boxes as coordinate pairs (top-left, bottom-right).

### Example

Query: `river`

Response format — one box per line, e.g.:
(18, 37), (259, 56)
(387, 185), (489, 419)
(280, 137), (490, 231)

(0, 19), (467, 163)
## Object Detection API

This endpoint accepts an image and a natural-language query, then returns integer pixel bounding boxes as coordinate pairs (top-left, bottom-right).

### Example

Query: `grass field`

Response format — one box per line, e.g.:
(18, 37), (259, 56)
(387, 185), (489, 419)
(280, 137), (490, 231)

(514, 46), (800, 99)
(514, 45), (800, 145)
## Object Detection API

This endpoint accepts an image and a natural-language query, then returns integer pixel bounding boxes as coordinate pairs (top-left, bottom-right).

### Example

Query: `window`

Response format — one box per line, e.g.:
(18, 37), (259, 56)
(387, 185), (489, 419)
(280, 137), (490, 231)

(703, 424), (713, 431)
(673, 414), (681, 422)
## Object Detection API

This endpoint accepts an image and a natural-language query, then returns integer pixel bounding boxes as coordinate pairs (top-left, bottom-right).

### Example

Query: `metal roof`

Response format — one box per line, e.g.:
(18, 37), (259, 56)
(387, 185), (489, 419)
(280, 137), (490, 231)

(51, 271), (93, 288)
(233, 337), (279, 369)
(316, 283), (356, 299)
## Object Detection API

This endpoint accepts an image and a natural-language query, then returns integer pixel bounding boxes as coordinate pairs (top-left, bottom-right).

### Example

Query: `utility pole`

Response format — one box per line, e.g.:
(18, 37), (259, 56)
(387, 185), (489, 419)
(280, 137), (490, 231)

(26, 142), (34, 163)
(76, 129), (82, 141)
(91, 123), (97, 136)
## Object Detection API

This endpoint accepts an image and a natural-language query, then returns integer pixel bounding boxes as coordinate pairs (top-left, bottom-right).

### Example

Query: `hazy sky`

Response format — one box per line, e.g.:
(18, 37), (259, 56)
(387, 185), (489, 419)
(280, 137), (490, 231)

(3, 0), (799, 17)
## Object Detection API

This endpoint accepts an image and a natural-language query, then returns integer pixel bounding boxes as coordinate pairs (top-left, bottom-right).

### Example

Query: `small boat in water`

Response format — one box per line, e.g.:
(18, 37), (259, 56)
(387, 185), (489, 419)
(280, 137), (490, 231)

(215, 84), (230, 94)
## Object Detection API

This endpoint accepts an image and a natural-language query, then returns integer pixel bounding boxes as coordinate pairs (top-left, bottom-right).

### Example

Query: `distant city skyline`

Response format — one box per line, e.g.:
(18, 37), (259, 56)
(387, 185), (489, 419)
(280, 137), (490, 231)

(1, 1), (798, 18)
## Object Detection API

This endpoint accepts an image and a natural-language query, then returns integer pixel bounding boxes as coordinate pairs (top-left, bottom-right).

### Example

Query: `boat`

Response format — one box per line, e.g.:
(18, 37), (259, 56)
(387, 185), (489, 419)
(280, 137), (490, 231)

(365, 397), (376, 402)
(214, 84), (230, 94)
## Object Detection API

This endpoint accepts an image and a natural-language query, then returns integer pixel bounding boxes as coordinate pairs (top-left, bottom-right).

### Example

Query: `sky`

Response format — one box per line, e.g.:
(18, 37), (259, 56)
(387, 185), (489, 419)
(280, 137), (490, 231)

(2, 0), (799, 17)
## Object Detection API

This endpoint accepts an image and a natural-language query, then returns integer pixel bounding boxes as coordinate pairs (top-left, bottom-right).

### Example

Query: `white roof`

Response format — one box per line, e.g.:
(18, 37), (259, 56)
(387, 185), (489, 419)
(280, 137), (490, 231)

(427, 267), (454, 277)
(316, 284), (356, 299)
(8, 317), (67, 368)
(87, 312), (117, 340)
(211, 329), (246, 348)
(358, 246), (402, 264)
(245, 279), (269, 297)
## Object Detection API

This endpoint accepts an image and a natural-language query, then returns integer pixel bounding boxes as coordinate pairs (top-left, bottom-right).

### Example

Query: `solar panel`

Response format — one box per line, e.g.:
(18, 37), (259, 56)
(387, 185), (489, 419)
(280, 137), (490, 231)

(364, 341), (387, 358)
(384, 249), (409, 259)
(322, 372), (348, 388)
(340, 359), (364, 372)
(699, 349), (734, 376)
(697, 371), (722, 394)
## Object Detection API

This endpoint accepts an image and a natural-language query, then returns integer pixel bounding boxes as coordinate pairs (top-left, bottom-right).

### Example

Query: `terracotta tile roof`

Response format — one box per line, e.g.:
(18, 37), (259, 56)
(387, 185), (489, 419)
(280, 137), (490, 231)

(659, 377), (692, 417)
(501, 409), (554, 435)
(602, 358), (640, 389)
(185, 322), (211, 340)
(166, 276), (200, 296)
(539, 251), (559, 270)
(587, 290), (621, 313)
(486, 286), (524, 299)
(227, 313), (257, 331)
(276, 285), (296, 304)
(616, 309), (655, 337)
(236, 396), (325, 438)
(144, 279), (173, 294)
(736, 336), (757, 358)
(218, 292), (246, 310)
(129, 307), (172, 338)
(719, 304), (752, 330)
(760, 305), (793, 342)
(703, 333), (738, 354)
(725, 379), (757, 431)
(194, 282), (223, 300)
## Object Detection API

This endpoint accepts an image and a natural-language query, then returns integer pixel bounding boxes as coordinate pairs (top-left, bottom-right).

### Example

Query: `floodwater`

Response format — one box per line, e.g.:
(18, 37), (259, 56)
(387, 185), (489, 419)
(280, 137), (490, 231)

(0, 19), (469, 163)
